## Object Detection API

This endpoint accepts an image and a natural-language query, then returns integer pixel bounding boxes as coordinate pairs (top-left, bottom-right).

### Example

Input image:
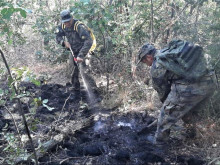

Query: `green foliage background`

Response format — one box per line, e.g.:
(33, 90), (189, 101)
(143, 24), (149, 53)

(1, 0), (220, 117)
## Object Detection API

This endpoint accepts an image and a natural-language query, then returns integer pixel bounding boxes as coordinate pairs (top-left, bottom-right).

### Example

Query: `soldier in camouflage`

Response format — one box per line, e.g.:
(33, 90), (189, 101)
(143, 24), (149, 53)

(56, 9), (97, 97)
(137, 42), (217, 144)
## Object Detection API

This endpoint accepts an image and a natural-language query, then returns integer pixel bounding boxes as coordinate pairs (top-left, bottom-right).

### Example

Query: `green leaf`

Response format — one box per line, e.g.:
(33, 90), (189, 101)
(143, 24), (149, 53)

(8, 31), (13, 37)
(8, 39), (13, 45)
(8, 76), (14, 87)
(3, 27), (9, 33)
(0, 100), (6, 105)
(31, 79), (41, 86)
(10, 90), (16, 100)
(3, 145), (11, 151)
(19, 9), (26, 18)
(16, 93), (26, 98)
(1, 7), (14, 20)
(1, 8), (8, 15)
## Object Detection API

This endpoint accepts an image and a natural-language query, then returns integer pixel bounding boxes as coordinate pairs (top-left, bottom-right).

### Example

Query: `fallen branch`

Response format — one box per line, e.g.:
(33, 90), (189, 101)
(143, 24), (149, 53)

(208, 157), (220, 165)
(147, 119), (158, 128)
(15, 115), (94, 164)
(59, 156), (93, 164)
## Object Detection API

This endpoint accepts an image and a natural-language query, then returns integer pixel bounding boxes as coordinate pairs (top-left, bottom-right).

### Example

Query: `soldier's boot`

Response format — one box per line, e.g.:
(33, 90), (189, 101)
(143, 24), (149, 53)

(153, 129), (170, 145)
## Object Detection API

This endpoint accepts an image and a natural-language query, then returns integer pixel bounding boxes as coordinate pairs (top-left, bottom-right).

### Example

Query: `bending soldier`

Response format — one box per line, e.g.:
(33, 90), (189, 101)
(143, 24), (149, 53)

(137, 41), (217, 144)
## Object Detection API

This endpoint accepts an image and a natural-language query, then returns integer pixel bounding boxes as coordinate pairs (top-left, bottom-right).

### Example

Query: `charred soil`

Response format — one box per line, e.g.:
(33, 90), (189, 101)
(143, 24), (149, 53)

(0, 82), (209, 165)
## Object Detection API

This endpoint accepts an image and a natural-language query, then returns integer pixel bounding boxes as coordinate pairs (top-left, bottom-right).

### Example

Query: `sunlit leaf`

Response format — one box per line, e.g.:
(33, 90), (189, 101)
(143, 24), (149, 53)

(8, 39), (13, 45)
(80, 0), (90, 5)
(31, 79), (41, 86)
(42, 99), (48, 104)
(0, 100), (6, 105)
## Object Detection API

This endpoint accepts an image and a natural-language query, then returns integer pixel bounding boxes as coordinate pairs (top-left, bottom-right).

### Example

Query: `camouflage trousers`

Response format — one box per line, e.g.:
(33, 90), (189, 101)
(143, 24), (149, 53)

(154, 73), (217, 142)
(69, 54), (97, 92)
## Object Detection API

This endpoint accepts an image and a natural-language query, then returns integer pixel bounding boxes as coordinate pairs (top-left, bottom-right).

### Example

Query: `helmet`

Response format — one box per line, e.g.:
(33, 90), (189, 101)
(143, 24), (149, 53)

(136, 43), (156, 65)
(60, 10), (72, 23)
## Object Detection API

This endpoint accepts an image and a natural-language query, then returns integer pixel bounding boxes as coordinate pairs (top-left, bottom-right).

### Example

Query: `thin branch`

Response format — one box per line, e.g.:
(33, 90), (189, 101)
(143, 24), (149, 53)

(0, 49), (39, 165)
(57, 94), (72, 121)
(4, 106), (23, 146)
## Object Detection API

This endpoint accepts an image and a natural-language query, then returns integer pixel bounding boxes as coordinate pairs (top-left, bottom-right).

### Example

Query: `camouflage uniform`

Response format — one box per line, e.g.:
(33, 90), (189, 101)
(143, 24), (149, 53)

(56, 19), (97, 91)
(151, 53), (217, 142)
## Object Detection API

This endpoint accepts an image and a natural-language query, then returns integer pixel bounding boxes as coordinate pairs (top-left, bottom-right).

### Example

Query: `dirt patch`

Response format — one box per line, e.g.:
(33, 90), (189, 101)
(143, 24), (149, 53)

(0, 82), (209, 165)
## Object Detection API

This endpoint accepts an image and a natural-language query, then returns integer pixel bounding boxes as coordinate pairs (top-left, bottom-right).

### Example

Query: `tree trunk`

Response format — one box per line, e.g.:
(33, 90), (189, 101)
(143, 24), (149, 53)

(150, 0), (154, 43)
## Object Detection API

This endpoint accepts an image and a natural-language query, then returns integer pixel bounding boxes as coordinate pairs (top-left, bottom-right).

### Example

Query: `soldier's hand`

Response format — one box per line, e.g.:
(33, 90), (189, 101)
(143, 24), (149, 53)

(76, 57), (84, 63)
(64, 41), (71, 49)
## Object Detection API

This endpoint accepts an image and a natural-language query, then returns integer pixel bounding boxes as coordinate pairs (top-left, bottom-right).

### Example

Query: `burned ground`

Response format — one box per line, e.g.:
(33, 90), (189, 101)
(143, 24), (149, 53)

(0, 82), (208, 165)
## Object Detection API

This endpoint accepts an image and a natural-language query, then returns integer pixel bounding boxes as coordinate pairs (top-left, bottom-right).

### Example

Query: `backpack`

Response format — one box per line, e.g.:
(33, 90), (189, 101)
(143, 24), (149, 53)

(156, 39), (208, 81)
(62, 21), (96, 53)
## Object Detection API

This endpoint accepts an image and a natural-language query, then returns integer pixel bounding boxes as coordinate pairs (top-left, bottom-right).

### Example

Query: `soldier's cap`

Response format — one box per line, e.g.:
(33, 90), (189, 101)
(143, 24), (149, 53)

(60, 10), (72, 23)
(136, 43), (156, 66)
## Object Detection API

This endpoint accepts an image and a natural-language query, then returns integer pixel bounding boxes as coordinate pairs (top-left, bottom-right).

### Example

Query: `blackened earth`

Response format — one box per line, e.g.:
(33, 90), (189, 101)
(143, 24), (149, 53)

(0, 82), (206, 165)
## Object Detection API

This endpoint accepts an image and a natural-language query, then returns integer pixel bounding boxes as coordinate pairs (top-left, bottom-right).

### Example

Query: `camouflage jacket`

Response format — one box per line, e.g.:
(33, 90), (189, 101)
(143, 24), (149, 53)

(150, 59), (174, 103)
(56, 19), (93, 58)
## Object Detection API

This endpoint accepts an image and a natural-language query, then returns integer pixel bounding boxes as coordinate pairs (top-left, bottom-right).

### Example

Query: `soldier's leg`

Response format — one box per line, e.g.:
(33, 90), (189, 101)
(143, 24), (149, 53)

(71, 63), (80, 91)
(182, 96), (213, 138)
(182, 73), (218, 126)
(154, 82), (215, 144)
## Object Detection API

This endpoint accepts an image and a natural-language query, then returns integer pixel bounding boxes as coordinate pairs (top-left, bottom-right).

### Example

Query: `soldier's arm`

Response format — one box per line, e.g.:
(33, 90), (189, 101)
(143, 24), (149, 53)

(151, 63), (171, 103)
(56, 25), (66, 47)
(77, 24), (93, 59)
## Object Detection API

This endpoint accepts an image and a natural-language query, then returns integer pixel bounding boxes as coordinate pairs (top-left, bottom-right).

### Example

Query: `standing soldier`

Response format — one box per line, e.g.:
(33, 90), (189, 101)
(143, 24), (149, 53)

(56, 9), (98, 100)
(136, 40), (218, 144)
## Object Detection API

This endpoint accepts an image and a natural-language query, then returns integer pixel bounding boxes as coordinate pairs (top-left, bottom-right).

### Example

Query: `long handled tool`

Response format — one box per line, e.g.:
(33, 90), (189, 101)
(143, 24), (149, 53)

(69, 47), (78, 64)
(69, 47), (93, 100)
